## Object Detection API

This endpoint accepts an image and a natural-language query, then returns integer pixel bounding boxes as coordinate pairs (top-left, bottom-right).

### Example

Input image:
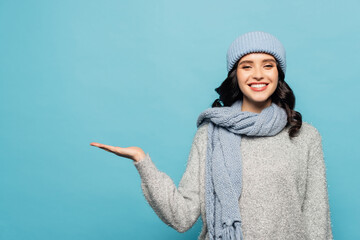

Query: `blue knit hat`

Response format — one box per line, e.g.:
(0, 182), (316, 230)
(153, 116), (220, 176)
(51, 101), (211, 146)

(226, 31), (286, 74)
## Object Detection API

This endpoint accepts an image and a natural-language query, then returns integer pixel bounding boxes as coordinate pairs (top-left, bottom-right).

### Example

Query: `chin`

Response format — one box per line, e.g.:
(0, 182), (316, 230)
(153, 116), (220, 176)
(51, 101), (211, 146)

(246, 97), (272, 106)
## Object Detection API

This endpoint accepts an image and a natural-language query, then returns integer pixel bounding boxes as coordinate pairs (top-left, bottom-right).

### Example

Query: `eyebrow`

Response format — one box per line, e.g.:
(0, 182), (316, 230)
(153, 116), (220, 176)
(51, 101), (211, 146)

(238, 59), (277, 65)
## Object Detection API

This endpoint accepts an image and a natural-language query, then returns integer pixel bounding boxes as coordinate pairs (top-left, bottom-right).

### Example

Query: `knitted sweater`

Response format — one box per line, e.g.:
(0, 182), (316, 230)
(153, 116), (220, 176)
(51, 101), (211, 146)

(133, 122), (333, 240)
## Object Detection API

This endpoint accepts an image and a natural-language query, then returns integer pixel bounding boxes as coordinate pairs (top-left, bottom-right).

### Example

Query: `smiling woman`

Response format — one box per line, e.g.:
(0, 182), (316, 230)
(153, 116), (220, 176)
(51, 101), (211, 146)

(91, 31), (333, 240)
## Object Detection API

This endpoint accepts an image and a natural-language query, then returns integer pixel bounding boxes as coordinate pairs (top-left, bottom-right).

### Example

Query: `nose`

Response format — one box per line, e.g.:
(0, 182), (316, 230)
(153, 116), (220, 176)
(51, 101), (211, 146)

(252, 66), (263, 80)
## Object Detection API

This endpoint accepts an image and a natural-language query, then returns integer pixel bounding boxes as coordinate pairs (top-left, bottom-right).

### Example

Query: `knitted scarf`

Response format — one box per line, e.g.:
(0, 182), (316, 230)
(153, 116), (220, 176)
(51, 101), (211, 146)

(196, 99), (288, 240)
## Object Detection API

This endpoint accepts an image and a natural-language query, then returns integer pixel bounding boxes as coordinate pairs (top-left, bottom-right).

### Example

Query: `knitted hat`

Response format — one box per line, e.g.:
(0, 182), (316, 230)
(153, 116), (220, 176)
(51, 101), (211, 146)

(226, 31), (286, 74)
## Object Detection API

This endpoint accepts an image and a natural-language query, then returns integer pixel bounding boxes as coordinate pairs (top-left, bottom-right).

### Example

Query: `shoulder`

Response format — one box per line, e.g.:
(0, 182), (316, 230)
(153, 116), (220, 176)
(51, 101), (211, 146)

(297, 121), (322, 140)
(287, 121), (322, 147)
(193, 122), (209, 148)
(196, 122), (209, 135)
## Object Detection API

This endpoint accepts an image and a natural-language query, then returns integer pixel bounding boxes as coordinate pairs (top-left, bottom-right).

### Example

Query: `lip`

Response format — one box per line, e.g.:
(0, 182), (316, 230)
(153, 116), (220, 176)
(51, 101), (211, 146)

(248, 82), (269, 92)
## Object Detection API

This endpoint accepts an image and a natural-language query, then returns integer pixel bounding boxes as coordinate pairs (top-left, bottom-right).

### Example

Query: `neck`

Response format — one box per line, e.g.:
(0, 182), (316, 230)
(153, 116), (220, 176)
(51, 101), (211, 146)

(241, 99), (272, 113)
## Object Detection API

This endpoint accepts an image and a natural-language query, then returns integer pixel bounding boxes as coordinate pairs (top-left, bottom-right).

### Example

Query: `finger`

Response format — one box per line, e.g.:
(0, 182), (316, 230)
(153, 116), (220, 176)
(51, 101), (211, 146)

(90, 142), (117, 152)
(90, 142), (106, 147)
(90, 142), (133, 159)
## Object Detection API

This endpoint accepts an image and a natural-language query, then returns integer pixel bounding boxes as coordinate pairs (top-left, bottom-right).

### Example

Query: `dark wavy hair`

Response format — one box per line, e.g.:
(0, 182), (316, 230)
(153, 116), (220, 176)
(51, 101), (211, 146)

(211, 60), (302, 138)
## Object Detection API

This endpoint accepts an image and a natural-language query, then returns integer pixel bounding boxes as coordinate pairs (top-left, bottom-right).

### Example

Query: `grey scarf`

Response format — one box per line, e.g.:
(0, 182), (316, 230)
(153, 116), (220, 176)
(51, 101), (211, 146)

(196, 99), (288, 240)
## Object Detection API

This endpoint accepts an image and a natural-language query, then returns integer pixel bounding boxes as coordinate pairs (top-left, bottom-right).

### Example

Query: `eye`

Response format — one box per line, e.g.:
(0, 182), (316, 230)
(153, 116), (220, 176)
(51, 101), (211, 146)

(264, 64), (274, 68)
(242, 66), (251, 69)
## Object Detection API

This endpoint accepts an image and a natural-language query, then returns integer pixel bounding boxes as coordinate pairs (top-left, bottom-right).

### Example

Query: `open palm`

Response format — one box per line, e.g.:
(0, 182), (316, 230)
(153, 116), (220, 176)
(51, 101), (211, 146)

(90, 142), (146, 162)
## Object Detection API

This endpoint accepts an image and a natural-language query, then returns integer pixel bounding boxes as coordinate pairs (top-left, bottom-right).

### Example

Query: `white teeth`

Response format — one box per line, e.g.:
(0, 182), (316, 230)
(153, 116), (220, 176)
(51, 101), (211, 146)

(250, 84), (267, 88)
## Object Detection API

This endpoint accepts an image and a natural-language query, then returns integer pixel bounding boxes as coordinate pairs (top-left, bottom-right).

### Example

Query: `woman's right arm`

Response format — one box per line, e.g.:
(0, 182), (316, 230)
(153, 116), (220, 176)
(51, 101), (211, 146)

(90, 125), (205, 233)
(133, 136), (201, 233)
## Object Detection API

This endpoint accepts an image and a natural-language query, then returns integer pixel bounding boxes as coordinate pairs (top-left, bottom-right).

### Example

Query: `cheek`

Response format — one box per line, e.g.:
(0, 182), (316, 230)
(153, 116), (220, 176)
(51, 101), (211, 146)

(236, 72), (248, 88)
(237, 77), (248, 93)
(269, 72), (279, 87)
(270, 76), (279, 94)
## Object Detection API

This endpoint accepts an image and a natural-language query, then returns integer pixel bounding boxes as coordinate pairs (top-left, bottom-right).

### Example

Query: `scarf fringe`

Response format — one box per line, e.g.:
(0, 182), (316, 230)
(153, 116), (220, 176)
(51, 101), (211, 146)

(220, 222), (243, 240)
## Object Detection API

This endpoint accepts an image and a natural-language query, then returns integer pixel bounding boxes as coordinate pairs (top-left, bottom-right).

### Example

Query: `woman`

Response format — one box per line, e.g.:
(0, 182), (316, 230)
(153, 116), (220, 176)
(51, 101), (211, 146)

(90, 31), (333, 240)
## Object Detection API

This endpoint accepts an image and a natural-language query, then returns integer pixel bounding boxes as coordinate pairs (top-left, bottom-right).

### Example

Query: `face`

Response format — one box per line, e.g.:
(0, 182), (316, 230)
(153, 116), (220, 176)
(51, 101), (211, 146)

(236, 52), (279, 113)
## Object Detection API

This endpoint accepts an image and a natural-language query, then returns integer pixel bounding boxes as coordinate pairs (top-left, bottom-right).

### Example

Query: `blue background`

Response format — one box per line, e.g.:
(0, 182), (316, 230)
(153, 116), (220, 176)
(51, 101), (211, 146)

(1, 0), (359, 239)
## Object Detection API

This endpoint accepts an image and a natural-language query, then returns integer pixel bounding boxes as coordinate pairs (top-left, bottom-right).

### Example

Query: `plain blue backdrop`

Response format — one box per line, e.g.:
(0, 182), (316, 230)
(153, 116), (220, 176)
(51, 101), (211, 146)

(1, 0), (359, 239)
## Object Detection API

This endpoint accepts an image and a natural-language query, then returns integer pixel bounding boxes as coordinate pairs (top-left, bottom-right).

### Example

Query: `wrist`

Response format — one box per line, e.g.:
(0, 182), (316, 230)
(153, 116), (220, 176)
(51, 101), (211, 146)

(134, 153), (146, 162)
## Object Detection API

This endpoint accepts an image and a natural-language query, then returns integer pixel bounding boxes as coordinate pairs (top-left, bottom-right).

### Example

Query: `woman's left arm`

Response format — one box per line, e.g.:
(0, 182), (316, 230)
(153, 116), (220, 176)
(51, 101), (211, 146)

(303, 132), (333, 240)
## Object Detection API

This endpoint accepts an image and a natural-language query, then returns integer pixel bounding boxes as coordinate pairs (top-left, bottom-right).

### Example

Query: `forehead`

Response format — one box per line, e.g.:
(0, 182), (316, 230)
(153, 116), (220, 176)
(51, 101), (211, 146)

(240, 52), (276, 61)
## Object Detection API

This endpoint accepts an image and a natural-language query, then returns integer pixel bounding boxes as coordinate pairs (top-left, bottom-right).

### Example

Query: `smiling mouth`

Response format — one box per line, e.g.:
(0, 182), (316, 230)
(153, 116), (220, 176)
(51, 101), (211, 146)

(248, 83), (269, 91)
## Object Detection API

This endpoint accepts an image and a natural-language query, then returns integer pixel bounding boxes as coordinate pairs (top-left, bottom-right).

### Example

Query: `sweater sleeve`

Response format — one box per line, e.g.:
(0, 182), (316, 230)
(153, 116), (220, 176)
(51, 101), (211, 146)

(133, 136), (201, 233)
(302, 132), (333, 240)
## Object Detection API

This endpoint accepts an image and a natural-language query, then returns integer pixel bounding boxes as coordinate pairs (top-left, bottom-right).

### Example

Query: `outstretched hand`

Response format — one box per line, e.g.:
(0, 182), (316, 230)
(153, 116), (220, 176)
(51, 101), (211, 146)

(90, 142), (146, 162)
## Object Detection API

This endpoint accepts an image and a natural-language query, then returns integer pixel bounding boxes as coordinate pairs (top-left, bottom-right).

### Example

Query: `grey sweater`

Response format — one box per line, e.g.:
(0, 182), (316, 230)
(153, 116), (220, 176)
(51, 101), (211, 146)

(133, 122), (333, 240)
